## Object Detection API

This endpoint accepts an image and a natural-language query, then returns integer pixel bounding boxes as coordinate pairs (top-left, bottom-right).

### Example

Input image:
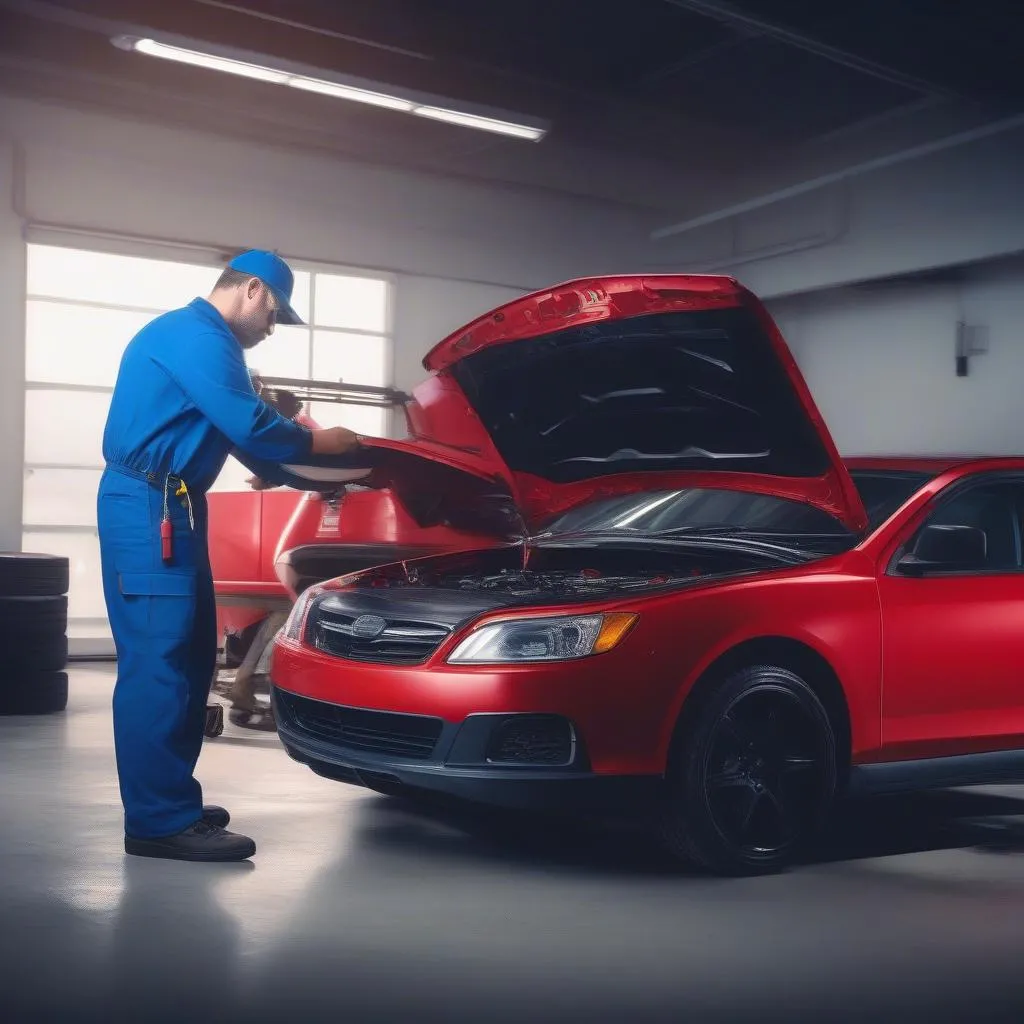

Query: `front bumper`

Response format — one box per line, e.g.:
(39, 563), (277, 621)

(271, 684), (662, 818)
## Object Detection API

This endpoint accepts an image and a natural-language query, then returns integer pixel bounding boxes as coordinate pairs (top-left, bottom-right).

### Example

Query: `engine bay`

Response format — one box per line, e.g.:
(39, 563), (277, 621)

(343, 540), (776, 606)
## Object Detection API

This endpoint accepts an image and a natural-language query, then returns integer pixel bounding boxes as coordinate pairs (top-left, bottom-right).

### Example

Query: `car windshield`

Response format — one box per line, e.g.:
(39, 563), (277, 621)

(539, 470), (934, 548)
(542, 488), (853, 539)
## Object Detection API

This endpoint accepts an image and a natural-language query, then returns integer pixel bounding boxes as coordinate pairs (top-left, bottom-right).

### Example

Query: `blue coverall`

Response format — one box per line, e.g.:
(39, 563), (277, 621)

(98, 297), (313, 840)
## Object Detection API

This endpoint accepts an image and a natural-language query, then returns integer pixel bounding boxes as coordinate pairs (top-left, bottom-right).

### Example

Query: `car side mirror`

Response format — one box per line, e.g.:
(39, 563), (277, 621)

(897, 523), (987, 575)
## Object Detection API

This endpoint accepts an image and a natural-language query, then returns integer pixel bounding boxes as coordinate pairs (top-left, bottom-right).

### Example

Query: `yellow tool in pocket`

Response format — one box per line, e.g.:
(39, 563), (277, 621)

(176, 480), (195, 531)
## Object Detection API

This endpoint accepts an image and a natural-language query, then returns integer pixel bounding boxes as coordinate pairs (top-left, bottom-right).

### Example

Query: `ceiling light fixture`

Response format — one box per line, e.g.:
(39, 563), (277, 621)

(112, 35), (548, 141)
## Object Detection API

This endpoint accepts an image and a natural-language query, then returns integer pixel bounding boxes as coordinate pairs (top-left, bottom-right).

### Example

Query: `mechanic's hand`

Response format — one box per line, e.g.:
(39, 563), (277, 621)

(310, 426), (362, 456)
(246, 476), (272, 491)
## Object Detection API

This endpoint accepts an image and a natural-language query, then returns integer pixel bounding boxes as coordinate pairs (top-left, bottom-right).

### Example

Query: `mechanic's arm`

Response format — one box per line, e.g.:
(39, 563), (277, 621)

(154, 331), (357, 461)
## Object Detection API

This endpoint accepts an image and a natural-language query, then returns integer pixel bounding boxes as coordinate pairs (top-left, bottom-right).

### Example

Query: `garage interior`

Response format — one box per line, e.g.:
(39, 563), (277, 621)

(2, 1), (1024, 1021)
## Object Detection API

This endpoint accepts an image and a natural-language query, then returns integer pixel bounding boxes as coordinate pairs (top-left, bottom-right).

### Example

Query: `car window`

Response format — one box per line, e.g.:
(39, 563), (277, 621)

(910, 481), (1021, 571)
(848, 470), (933, 531)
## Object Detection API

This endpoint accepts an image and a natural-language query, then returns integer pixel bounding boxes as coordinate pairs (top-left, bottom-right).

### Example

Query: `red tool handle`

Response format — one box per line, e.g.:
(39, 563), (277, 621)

(160, 518), (173, 562)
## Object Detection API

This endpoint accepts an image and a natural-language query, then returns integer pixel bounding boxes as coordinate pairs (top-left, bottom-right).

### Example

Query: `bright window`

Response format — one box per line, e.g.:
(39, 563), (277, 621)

(313, 273), (389, 333)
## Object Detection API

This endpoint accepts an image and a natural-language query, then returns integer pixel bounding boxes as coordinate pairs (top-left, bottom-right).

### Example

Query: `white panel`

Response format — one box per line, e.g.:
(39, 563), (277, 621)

(23, 529), (109, 624)
(283, 274), (311, 323)
(27, 245), (219, 309)
(390, 276), (527, 393)
(25, 388), (111, 467)
(207, 453), (258, 493)
(26, 301), (152, 387)
(245, 325), (312, 380)
(312, 331), (387, 387)
(23, 467), (102, 527)
(0, 138), (26, 552)
(314, 274), (388, 332)
(307, 401), (387, 439)
(71, 623), (114, 643)
(769, 274), (1024, 457)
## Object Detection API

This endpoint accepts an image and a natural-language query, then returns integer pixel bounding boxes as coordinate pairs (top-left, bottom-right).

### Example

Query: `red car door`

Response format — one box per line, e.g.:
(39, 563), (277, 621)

(877, 473), (1024, 759)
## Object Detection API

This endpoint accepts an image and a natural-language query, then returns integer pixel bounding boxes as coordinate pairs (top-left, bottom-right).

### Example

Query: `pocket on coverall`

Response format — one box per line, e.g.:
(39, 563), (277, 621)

(118, 571), (197, 640)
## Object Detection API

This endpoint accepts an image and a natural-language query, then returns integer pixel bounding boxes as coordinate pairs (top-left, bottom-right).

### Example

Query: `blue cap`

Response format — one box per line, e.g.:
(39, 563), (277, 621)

(227, 249), (304, 326)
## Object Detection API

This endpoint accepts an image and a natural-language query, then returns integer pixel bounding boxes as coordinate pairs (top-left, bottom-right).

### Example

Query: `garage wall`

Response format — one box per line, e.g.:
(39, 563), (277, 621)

(0, 139), (26, 554)
(647, 119), (1024, 300)
(767, 256), (1024, 456)
(389, 275), (528, 436)
(0, 91), (650, 551)
(390, 275), (527, 386)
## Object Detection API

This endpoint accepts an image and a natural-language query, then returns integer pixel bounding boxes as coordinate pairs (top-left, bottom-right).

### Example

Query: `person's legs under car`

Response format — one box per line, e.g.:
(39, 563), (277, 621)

(228, 609), (288, 731)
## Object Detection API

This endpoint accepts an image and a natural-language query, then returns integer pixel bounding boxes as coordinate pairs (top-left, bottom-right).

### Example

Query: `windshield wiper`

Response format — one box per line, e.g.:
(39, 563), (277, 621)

(647, 525), (751, 537)
(534, 525), (740, 541)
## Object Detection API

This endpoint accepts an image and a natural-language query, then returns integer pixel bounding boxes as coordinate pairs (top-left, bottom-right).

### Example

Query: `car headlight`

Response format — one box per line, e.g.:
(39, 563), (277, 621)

(282, 586), (320, 641)
(446, 612), (637, 665)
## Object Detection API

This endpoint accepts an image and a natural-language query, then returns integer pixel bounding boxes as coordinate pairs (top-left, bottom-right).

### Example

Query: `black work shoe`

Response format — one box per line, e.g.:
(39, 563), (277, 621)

(124, 819), (256, 862)
(202, 804), (230, 828)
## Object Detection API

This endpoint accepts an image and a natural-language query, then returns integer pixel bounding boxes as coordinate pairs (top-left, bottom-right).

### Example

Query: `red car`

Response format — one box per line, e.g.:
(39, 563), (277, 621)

(266, 274), (1024, 876)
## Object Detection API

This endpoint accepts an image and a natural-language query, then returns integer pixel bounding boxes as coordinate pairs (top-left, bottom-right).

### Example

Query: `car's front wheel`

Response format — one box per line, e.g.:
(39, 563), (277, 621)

(661, 665), (837, 875)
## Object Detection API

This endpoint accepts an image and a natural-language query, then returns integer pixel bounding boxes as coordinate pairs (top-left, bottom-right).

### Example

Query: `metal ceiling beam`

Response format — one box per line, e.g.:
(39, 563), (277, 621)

(650, 110), (1024, 239)
(662, 0), (956, 99)
(190, 0), (433, 60)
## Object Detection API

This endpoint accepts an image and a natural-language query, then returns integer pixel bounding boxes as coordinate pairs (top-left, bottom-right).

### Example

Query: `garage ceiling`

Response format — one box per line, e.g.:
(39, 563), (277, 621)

(0, 0), (1020, 214)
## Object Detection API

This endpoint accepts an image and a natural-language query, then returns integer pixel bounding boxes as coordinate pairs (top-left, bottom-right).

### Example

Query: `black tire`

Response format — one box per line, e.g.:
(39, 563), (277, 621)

(661, 665), (837, 876)
(3, 633), (69, 674)
(0, 596), (69, 673)
(0, 672), (69, 715)
(0, 553), (70, 598)
(0, 595), (68, 626)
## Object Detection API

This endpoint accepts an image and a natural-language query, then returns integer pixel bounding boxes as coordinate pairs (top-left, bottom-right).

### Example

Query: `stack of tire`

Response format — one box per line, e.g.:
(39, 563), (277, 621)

(0, 553), (70, 715)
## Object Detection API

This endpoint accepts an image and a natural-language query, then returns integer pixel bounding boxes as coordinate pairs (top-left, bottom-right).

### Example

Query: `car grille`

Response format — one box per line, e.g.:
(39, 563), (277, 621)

(277, 690), (443, 760)
(307, 606), (451, 665)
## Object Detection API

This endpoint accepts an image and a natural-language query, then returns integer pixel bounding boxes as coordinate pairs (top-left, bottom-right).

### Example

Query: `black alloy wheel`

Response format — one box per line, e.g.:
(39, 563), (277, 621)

(662, 665), (837, 875)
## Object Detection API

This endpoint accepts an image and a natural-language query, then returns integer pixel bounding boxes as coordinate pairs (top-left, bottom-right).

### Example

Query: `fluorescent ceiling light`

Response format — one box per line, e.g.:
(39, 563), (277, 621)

(132, 37), (289, 84)
(114, 36), (548, 141)
(289, 77), (414, 112)
(413, 106), (546, 141)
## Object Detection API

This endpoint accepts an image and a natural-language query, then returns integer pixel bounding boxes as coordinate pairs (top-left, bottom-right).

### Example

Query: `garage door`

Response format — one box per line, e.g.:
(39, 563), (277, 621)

(22, 242), (392, 656)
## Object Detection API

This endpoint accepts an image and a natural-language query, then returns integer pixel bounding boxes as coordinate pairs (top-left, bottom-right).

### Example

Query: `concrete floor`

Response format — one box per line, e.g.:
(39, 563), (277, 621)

(4, 668), (1024, 1024)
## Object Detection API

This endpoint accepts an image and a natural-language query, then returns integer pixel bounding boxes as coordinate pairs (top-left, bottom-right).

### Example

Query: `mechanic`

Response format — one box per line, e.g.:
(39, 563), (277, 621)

(98, 249), (360, 863)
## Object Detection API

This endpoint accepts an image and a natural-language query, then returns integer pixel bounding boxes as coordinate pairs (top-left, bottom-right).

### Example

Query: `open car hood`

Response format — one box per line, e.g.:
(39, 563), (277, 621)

(269, 275), (868, 538)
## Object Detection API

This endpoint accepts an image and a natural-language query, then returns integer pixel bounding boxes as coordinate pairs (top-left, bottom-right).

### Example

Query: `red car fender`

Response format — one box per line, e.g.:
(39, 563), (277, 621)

(649, 557), (884, 769)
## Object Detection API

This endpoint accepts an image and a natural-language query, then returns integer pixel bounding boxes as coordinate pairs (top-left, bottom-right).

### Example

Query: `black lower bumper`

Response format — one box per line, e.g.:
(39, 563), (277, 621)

(271, 685), (663, 819)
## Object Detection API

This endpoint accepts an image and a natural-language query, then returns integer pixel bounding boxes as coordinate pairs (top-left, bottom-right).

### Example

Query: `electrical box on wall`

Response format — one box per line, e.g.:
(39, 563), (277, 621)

(956, 321), (989, 376)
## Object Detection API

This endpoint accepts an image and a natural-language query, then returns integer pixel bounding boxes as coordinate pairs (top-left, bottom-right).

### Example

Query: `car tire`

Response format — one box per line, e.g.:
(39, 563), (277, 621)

(0, 553), (70, 598)
(661, 664), (837, 876)
(0, 672), (69, 715)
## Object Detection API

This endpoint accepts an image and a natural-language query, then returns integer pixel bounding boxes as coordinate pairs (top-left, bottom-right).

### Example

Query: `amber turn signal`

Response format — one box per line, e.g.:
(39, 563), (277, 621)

(593, 613), (639, 654)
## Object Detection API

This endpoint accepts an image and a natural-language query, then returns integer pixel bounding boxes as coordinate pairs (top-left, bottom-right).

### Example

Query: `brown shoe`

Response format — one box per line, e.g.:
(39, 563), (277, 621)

(229, 704), (277, 732)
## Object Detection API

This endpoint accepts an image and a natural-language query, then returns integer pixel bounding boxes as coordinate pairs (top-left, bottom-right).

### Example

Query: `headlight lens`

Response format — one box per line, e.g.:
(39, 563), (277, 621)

(282, 586), (319, 641)
(446, 612), (637, 664)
